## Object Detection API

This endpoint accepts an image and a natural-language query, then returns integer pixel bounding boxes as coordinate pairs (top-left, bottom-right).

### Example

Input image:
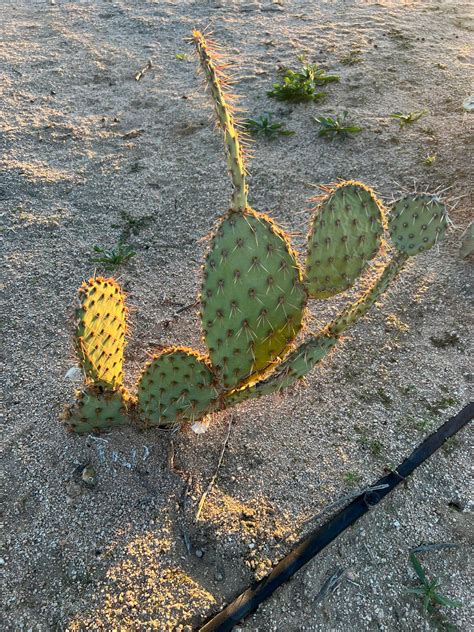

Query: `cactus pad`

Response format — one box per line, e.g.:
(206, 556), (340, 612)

(63, 386), (130, 434)
(389, 194), (448, 256)
(137, 348), (218, 427)
(201, 209), (307, 389)
(75, 277), (127, 389)
(305, 181), (385, 298)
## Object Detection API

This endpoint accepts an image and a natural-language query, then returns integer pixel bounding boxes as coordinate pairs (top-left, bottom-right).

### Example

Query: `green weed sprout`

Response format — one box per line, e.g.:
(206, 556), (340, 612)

(390, 110), (428, 127)
(91, 243), (137, 267)
(407, 553), (462, 614)
(344, 471), (362, 487)
(313, 111), (363, 139)
(424, 154), (437, 166)
(268, 58), (339, 103)
(244, 113), (294, 139)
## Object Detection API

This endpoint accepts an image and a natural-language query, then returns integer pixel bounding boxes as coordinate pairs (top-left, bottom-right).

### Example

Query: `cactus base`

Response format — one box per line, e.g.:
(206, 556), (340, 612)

(63, 386), (131, 434)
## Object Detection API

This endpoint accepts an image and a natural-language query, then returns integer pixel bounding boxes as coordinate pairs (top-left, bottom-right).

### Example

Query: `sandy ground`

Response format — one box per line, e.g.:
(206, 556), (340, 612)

(1, 1), (473, 630)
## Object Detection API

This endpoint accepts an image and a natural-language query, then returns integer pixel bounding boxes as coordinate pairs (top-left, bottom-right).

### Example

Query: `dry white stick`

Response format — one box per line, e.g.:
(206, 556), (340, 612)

(135, 60), (152, 81)
(195, 415), (233, 521)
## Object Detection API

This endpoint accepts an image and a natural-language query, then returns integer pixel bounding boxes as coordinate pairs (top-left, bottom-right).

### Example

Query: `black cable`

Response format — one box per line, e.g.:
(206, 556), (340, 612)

(199, 402), (473, 632)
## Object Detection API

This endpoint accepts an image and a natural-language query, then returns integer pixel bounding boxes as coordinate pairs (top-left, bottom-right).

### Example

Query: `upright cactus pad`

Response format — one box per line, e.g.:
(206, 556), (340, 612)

(63, 386), (130, 434)
(305, 181), (385, 298)
(389, 194), (448, 255)
(192, 30), (248, 212)
(201, 210), (307, 389)
(75, 277), (127, 389)
(137, 348), (218, 428)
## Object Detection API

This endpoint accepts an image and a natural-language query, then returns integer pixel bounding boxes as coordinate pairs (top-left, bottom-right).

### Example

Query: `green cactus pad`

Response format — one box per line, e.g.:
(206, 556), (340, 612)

(63, 386), (130, 434)
(201, 209), (307, 389)
(75, 277), (127, 389)
(305, 181), (385, 298)
(389, 194), (448, 256)
(137, 347), (219, 428)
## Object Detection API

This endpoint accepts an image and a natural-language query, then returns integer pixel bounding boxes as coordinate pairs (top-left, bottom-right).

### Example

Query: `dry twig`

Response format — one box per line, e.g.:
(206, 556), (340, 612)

(314, 567), (347, 605)
(135, 59), (152, 81)
(195, 415), (233, 521)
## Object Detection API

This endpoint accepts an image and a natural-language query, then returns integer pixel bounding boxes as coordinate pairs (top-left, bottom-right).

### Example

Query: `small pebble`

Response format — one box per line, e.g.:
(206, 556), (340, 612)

(81, 466), (97, 487)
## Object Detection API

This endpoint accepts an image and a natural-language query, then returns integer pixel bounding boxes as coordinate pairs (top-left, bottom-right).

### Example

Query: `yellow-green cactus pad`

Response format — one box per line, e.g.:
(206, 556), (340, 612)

(75, 277), (127, 389)
(201, 209), (307, 390)
(63, 386), (130, 434)
(305, 181), (385, 298)
(137, 347), (219, 428)
(389, 194), (448, 256)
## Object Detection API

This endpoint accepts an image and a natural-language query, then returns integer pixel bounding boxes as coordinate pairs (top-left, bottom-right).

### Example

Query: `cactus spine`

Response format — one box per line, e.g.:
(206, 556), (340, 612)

(63, 33), (449, 435)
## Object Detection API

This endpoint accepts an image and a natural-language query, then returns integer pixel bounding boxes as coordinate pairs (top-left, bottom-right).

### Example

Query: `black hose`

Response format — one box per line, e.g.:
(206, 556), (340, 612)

(199, 402), (473, 632)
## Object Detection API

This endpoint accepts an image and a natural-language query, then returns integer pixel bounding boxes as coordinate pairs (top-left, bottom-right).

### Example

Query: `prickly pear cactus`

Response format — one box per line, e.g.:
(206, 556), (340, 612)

(63, 31), (450, 437)
(75, 277), (127, 389)
(63, 386), (130, 434)
(389, 194), (448, 256)
(305, 181), (385, 298)
(137, 348), (218, 427)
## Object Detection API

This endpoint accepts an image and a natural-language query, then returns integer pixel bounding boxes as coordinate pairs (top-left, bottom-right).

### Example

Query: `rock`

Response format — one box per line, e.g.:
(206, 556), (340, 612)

(81, 466), (97, 488)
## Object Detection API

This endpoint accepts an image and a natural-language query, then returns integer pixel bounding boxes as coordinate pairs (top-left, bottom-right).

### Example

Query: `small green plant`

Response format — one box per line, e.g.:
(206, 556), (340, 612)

(244, 113), (294, 139)
(370, 440), (383, 457)
(313, 111), (363, 139)
(344, 471), (362, 487)
(407, 553), (461, 615)
(390, 110), (428, 127)
(442, 436), (460, 455)
(424, 154), (437, 166)
(340, 49), (363, 65)
(414, 417), (434, 432)
(268, 58), (339, 103)
(112, 210), (154, 243)
(357, 433), (383, 457)
(429, 396), (458, 414)
(175, 52), (188, 61)
(91, 243), (137, 267)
